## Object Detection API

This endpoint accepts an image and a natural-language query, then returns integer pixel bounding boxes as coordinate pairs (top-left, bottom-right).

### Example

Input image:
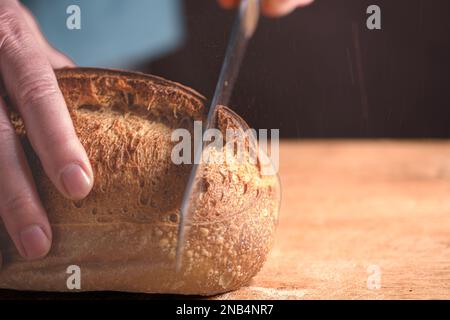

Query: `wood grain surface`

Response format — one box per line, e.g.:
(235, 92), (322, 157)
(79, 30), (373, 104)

(1, 140), (449, 299)
(221, 140), (450, 299)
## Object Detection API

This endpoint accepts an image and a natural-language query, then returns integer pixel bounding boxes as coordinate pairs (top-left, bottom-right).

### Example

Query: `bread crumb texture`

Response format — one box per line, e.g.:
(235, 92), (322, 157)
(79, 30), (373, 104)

(0, 68), (279, 295)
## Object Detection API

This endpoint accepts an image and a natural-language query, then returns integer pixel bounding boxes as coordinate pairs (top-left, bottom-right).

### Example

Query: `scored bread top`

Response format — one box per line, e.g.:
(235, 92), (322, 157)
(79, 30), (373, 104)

(56, 67), (206, 120)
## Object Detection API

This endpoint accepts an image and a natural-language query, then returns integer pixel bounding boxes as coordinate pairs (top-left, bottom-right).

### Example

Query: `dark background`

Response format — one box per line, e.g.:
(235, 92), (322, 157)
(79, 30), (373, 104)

(146, 0), (450, 138)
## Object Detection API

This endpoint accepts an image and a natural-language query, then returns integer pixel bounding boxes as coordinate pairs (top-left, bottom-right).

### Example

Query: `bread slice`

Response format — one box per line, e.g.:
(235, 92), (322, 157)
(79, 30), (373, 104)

(0, 68), (279, 295)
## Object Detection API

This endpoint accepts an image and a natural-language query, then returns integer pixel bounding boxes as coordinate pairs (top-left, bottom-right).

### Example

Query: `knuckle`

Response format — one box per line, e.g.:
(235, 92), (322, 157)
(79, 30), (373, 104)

(0, 117), (17, 147)
(0, 7), (59, 112)
(0, 7), (21, 33)
(17, 72), (59, 109)
(0, 118), (15, 139)
(0, 7), (30, 55)
(0, 191), (36, 218)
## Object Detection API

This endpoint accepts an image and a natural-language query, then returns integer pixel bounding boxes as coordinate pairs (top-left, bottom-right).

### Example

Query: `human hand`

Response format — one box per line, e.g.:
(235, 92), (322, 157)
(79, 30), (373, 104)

(0, 0), (93, 266)
(218, 0), (314, 17)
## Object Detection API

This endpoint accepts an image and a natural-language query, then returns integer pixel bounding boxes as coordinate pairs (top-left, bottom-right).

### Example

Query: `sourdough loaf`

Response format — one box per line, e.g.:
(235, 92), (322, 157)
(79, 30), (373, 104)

(0, 68), (279, 295)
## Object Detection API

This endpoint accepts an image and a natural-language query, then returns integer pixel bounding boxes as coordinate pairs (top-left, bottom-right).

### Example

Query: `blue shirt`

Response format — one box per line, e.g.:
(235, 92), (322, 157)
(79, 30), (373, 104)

(22, 0), (184, 68)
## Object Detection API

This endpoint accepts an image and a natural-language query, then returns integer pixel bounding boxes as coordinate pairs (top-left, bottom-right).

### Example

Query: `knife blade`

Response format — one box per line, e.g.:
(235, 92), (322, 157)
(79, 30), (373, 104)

(175, 0), (260, 271)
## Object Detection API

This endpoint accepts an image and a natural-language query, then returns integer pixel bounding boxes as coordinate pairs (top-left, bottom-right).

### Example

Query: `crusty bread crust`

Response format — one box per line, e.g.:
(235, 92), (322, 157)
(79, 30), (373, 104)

(0, 68), (279, 295)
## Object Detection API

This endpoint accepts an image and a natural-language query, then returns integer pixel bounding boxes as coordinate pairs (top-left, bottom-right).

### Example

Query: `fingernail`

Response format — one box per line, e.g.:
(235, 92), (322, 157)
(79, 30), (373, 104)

(20, 225), (50, 260)
(61, 164), (92, 199)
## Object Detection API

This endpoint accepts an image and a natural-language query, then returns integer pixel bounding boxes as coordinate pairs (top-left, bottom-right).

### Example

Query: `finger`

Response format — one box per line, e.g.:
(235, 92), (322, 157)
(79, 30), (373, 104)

(0, 97), (51, 259)
(19, 3), (75, 68)
(262, 0), (314, 17)
(0, 1), (93, 200)
(218, 0), (314, 16)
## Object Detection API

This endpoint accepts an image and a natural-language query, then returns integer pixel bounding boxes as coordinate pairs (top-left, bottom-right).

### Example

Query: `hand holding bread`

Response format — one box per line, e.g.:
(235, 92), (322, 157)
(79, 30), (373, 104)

(0, 0), (91, 265)
(0, 1), (284, 294)
(0, 68), (280, 295)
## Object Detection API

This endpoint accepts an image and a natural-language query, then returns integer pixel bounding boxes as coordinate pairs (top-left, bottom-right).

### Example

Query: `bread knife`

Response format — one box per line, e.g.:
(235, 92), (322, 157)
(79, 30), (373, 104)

(175, 0), (260, 271)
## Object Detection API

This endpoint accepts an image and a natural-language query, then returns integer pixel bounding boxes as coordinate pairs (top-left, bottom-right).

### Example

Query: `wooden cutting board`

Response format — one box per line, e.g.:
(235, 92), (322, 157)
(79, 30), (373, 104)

(1, 140), (449, 299)
(221, 140), (450, 299)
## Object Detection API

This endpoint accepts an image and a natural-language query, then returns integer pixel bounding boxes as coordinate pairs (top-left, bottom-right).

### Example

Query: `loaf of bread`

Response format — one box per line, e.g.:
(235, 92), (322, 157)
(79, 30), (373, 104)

(0, 68), (279, 295)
